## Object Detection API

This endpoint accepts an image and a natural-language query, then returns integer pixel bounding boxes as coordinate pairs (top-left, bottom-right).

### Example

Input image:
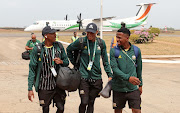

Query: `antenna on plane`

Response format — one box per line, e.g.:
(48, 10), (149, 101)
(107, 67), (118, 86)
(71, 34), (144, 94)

(64, 14), (68, 21)
(46, 22), (49, 26)
(77, 13), (83, 30)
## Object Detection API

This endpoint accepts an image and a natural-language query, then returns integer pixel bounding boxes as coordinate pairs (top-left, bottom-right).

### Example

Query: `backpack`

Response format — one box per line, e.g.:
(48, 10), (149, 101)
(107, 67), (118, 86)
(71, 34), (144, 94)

(114, 45), (139, 67)
(72, 37), (104, 69)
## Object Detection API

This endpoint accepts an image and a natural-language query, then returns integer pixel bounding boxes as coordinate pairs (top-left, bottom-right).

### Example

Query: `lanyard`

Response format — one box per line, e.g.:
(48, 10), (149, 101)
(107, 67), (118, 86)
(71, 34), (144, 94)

(121, 48), (136, 66)
(44, 46), (55, 67)
(87, 39), (97, 63)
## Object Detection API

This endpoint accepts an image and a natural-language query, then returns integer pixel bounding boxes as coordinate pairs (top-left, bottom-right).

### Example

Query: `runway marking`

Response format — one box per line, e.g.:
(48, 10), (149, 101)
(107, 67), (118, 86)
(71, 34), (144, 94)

(58, 41), (180, 64)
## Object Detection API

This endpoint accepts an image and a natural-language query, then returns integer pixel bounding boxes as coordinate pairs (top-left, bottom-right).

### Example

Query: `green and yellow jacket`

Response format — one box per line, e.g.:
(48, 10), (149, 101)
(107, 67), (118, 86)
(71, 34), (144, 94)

(28, 42), (69, 92)
(26, 39), (40, 54)
(66, 36), (112, 80)
(110, 43), (142, 92)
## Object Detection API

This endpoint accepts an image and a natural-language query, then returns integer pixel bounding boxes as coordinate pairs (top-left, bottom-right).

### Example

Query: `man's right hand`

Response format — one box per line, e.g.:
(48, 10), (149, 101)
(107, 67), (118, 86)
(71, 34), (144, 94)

(28, 90), (34, 102)
(129, 76), (141, 85)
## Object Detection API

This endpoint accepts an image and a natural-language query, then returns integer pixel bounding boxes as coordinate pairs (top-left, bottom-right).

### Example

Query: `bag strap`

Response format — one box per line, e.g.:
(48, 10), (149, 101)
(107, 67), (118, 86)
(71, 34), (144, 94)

(78, 37), (84, 50)
(36, 43), (43, 58)
(97, 38), (104, 60)
(114, 45), (139, 67)
(114, 46), (120, 58)
(75, 37), (84, 66)
(133, 45), (139, 60)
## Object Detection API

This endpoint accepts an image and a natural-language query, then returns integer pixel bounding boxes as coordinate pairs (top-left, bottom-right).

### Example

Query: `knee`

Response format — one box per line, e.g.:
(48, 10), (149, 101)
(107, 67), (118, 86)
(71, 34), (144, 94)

(42, 106), (49, 113)
(81, 98), (89, 106)
(56, 102), (64, 112)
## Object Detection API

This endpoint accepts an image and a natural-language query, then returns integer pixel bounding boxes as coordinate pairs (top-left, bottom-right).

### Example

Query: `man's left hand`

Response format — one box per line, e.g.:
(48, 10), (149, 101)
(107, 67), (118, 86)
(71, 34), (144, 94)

(53, 57), (63, 64)
(139, 86), (142, 95)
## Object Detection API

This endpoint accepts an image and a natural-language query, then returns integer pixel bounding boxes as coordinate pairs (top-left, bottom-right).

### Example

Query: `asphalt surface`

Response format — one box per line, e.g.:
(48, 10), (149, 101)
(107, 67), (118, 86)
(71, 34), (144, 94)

(0, 34), (180, 113)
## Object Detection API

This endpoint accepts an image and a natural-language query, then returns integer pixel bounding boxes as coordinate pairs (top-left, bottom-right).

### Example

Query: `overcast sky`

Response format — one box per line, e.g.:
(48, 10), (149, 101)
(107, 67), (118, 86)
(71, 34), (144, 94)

(0, 0), (180, 29)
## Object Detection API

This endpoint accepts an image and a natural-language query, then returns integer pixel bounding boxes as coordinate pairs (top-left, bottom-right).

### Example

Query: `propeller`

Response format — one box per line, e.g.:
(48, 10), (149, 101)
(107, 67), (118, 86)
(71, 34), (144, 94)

(77, 13), (83, 30)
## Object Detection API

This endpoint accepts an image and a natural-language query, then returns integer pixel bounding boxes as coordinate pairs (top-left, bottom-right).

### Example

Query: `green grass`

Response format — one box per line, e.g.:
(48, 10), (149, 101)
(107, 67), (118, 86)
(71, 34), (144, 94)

(156, 36), (180, 44)
(59, 35), (180, 55)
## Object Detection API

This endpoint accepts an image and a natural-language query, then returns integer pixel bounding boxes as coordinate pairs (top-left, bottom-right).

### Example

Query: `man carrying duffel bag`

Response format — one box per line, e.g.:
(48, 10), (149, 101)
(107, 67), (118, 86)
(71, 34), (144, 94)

(27, 26), (69, 113)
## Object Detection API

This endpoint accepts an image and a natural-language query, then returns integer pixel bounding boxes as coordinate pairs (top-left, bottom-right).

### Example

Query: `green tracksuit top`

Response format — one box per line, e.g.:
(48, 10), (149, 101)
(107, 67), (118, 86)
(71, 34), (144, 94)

(110, 43), (143, 92)
(28, 42), (69, 92)
(66, 36), (112, 80)
(26, 39), (41, 54)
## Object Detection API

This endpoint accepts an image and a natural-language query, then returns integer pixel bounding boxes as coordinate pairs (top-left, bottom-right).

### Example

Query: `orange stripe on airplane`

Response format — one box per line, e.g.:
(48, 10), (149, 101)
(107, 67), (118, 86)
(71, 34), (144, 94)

(136, 4), (153, 20)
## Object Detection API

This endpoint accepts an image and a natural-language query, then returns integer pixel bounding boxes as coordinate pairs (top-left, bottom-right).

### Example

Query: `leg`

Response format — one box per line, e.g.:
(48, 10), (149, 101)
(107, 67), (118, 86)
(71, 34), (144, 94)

(56, 102), (64, 113)
(114, 109), (122, 113)
(113, 91), (126, 113)
(127, 89), (141, 113)
(86, 98), (96, 113)
(79, 79), (90, 113)
(132, 108), (141, 113)
(38, 90), (55, 113)
(87, 79), (103, 113)
(79, 96), (89, 113)
(54, 88), (66, 113)
(42, 106), (49, 113)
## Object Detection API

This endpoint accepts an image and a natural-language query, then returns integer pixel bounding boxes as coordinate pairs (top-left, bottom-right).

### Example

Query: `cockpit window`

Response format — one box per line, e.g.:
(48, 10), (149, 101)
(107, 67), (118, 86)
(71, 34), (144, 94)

(33, 22), (39, 25)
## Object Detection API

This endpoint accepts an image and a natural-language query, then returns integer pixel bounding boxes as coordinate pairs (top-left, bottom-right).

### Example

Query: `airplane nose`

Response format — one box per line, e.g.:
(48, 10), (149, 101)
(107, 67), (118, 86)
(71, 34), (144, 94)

(24, 27), (30, 31)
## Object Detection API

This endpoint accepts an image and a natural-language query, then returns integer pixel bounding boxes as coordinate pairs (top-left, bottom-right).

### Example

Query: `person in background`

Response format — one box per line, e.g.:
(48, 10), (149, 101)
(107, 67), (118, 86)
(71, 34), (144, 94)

(71, 32), (79, 42)
(25, 33), (40, 55)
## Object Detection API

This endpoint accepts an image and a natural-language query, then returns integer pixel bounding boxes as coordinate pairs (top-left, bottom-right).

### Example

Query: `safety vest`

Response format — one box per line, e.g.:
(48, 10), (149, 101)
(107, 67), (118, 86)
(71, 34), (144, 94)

(112, 36), (117, 48)
(56, 33), (59, 41)
(72, 36), (79, 42)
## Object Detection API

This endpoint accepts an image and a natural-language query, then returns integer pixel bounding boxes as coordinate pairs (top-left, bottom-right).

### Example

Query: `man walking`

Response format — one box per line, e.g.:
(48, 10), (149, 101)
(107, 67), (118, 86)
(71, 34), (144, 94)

(28, 26), (69, 113)
(67, 23), (112, 113)
(110, 28), (142, 113)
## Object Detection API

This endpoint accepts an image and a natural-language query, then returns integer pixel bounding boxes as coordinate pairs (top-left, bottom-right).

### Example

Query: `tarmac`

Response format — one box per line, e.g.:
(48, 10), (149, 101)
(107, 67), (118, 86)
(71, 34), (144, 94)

(0, 35), (180, 113)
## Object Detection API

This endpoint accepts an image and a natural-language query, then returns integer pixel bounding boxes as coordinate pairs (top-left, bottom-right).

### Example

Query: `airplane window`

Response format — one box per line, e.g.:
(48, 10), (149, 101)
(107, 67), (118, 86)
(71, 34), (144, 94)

(33, 22), (39, 25)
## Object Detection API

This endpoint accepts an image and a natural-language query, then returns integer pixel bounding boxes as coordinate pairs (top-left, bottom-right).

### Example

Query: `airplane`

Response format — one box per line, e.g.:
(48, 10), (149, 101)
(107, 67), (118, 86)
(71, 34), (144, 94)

(24, 3), (155, 33)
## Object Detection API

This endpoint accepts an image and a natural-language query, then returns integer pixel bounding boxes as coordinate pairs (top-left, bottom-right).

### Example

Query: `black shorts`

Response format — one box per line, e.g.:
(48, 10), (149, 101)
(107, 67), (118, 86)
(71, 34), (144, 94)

(38, 87), (66, 107)
(79, 78), (103, 99)
(113, 89), (141, 109)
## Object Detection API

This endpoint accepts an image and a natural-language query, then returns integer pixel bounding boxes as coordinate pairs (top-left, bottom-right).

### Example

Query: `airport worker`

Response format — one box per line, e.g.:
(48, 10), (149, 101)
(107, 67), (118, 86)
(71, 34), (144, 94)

(71, 31), (79, 42)
(110, 27), (142, 113)
(110, 22), (126, 48)
(66, 23), (113, 113)
(56, 32), (59, 41)
(25, 34), (40, 55)
(28, 26), (69, 113)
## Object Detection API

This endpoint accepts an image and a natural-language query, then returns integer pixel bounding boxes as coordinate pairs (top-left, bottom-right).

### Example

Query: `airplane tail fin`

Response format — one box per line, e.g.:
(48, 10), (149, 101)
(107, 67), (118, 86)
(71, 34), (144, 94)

(135, 3), (156, 21)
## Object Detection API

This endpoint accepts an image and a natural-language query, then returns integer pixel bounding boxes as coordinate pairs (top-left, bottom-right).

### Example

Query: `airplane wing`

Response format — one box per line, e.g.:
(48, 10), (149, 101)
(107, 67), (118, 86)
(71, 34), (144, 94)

(93, 16), (116, 21)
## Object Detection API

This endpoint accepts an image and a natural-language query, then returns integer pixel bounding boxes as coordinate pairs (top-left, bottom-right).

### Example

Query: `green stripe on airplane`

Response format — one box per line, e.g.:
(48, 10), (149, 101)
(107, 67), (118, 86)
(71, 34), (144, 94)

(104, 16), (148, 29)
(65, 24), (79, 30)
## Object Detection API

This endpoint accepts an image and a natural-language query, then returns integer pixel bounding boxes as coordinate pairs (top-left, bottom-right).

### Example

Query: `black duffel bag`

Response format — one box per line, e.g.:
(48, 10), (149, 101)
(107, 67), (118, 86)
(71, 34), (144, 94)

(56, 66), (81, 92)
(22, 51), (30, 60)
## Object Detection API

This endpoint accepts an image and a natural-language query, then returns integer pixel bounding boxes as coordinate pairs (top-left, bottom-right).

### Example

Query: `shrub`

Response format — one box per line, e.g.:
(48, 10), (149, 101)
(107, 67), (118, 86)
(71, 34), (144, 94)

(130, 34), (140, 43)
(148, 27), (160, 36)
(130, 30), (135, 34)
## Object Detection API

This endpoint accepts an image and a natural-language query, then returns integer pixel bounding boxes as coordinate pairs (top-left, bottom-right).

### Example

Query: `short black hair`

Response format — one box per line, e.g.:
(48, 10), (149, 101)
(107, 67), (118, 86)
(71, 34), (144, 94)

(117, 27), (131, 36)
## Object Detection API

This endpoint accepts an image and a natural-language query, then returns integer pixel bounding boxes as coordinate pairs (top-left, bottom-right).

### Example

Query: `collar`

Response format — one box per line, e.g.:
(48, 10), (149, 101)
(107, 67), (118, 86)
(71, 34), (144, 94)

(120, 42), (132, 51)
